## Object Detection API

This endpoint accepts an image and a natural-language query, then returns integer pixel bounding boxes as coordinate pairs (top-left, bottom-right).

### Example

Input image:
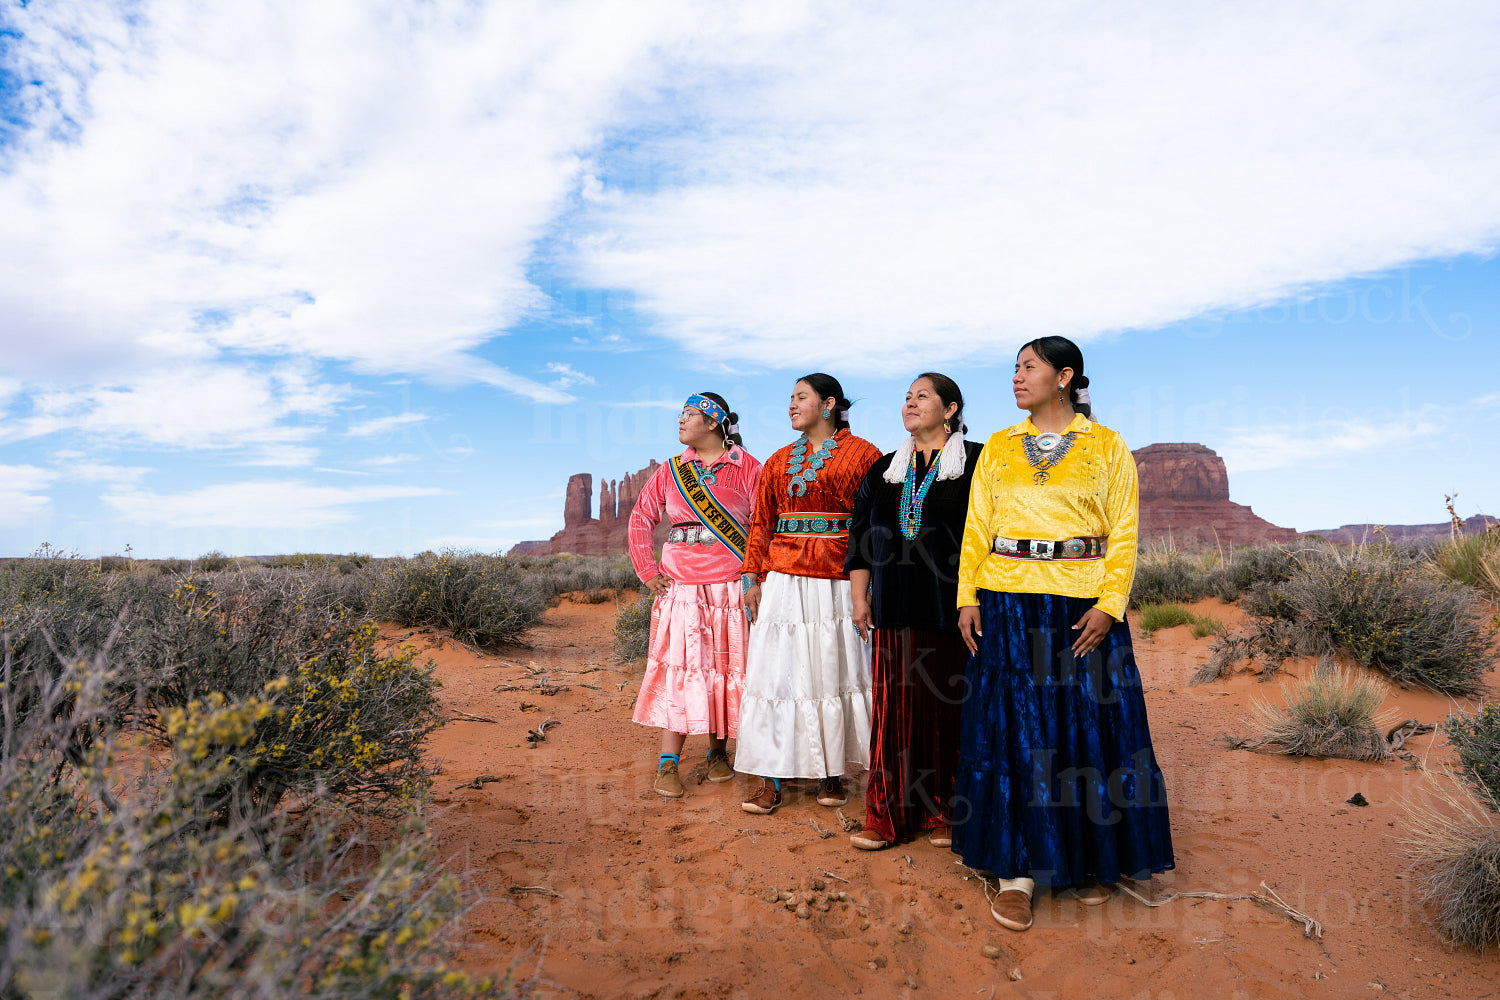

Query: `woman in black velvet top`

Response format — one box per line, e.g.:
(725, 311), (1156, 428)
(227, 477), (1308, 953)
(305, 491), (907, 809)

(846, 373), (983, 850)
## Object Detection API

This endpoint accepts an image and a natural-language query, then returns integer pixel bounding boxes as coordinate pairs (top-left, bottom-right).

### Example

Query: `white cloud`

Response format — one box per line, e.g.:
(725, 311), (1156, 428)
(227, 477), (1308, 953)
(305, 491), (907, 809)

(1219, 415), (1445, 474)
(0, 364), (336, 451)
(103, 480), (448, 528)
(0, 0), (695, 401)
(362, 453), (420, 467)
(1475, 391), (1500, 409)
(575, 3), (1500, 372)
(0, 465), (54, 527)
(544, 362), (596, 389)
(346, 413), (428, 438)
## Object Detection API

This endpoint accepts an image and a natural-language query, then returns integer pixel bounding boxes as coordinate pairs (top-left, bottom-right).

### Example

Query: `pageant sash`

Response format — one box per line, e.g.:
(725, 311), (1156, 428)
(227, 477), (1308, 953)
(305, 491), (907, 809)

(670, 456), (748, 562)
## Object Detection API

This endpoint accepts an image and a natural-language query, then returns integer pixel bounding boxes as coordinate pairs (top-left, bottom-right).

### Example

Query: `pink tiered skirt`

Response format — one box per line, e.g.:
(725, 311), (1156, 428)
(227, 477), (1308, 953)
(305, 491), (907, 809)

(631, 580), (748, 738)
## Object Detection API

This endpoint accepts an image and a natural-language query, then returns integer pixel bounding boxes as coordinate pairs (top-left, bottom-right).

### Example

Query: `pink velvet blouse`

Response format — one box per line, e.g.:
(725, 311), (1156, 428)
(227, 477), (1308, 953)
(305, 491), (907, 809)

(628, 444), (763, 586)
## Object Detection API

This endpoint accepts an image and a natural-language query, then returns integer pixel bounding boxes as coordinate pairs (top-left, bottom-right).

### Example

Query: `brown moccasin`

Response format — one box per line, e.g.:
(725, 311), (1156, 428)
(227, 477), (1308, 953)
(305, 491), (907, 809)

(706, 749), (734, 783)
(849, 828), (890, 851)
(991, 889), (1033, 931)
(927, 825), (953, 848)
(653, 760), (684, 799)
(742, 779), (782, 814)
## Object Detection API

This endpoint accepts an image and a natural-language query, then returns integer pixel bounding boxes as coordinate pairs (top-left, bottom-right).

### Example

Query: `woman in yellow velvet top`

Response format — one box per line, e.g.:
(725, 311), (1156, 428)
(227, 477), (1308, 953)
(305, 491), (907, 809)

(952, 336), (1174, 934)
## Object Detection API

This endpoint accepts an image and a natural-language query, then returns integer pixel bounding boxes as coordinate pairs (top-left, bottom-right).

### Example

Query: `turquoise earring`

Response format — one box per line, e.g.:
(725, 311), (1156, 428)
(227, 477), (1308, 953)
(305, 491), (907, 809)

(822, 407), (832, 420)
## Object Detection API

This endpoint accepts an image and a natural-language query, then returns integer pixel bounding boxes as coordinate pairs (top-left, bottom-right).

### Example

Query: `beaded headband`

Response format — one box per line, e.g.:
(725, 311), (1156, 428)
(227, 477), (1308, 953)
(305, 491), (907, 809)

(684, 393), (729, 426)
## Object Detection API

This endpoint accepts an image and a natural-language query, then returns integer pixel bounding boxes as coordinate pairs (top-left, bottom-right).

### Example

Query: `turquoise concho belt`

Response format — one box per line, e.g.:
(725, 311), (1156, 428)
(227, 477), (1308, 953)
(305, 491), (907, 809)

(992, 535), (1106, 561)
(776, 513), (852, 537)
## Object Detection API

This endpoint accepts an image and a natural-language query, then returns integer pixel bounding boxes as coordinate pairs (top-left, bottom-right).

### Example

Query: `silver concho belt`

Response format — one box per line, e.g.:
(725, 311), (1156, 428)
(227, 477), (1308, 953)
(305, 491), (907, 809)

(992, 535), (1106, 561)
(668, 525), (720, 545)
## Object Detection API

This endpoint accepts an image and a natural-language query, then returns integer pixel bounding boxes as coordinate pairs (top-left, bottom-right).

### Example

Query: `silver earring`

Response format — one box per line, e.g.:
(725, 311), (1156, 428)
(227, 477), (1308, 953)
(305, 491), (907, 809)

(1058, 384), (1066, 403)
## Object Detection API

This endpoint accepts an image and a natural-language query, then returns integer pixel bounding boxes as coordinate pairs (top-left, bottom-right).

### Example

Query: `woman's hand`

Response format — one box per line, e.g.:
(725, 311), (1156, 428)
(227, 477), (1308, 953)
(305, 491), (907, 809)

(644, 574), (672, 597)
(851, 596), (872, 642)
(1071, 607), (1115, 658)
(849, 568), (872, 641)
(958, 605), (983, 655)
(744, 583), (762, 621)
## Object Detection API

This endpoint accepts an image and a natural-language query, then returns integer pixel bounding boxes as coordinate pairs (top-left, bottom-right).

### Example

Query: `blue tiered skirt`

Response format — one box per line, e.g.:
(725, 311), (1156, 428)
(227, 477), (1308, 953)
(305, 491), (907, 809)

(952, 591), (1174, 888)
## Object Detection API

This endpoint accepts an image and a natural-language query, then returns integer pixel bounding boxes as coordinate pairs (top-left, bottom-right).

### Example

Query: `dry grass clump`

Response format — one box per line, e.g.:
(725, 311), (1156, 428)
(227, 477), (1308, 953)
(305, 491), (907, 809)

(1198, 544), (1496, 694)
(1445, 702), (1500, 810)
(1137, 602), (1194, 633)
(1245, 665), (1393, 761)
(1136, 602), (1223, 637)
(1404, 774), (1500, 952)
(1431, 531), (1500, 600)
(614, 592), (654, 661)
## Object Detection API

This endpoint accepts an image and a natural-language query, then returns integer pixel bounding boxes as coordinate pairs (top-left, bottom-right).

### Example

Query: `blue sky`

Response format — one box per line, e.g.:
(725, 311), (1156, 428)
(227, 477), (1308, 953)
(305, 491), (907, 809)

(2, 1), (1498, 558)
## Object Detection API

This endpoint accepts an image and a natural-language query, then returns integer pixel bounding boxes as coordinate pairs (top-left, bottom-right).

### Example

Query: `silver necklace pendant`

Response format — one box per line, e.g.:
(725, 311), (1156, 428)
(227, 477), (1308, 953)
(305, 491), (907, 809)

(1034, 432), (1063, 453)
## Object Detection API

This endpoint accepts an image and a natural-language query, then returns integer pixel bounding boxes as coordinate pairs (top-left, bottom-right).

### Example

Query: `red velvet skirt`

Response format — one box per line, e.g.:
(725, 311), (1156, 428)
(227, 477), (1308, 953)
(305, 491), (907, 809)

(863, 626), (968, 843)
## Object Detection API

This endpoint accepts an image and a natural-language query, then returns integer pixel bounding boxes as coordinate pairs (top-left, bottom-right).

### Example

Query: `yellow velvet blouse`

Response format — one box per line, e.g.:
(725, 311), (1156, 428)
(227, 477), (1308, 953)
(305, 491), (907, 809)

(957, 413), (1139, 620)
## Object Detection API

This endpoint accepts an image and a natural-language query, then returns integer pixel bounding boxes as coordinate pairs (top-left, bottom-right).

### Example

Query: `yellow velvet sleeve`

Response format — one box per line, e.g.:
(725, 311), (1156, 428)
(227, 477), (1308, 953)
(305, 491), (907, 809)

(956, 433), (1002, 608)
(1094, 432), (1139, 620)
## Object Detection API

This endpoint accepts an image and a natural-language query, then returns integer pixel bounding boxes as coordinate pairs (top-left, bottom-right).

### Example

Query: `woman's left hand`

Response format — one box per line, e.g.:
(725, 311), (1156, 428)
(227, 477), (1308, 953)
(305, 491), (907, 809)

(1070, 607), (1115, 658)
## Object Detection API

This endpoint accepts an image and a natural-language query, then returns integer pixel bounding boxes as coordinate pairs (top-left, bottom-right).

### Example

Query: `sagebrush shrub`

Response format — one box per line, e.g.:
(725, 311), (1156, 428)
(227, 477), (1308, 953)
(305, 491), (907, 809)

(126, 575), (442, 820)
(1446, 703), (1500, 809)
(0, 659), (518, 998)
(372, 551), (548, 648)
(1200, 546), (1496, 695)
(614, 593), (654, 661)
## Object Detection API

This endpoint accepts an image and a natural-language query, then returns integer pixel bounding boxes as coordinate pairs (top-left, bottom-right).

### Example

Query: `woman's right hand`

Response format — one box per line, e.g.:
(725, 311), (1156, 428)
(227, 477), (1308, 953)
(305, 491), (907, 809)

(958, 605), (983, 655)
(645, 574), (672, 597)
(851, 596), (872, 642)
(744, 583), (762, 621)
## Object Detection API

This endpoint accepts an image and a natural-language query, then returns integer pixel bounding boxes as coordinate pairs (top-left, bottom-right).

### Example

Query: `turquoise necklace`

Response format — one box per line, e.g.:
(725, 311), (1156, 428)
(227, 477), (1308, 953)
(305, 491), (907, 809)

(786, 433), (838, 498)
(899, 452), (941, 540)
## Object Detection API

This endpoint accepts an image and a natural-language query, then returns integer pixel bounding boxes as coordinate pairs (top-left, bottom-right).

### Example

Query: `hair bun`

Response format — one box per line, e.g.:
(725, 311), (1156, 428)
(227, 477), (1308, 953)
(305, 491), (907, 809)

(1073, 374), (1090, 389)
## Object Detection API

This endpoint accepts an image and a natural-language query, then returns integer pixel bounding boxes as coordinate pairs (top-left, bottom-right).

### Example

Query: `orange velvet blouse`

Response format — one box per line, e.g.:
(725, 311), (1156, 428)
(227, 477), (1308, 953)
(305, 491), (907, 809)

(741, 428), (882, 581)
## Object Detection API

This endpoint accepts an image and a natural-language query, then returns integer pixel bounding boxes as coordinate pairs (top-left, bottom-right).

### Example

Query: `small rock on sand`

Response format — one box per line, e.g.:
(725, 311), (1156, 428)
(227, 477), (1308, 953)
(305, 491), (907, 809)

(1008, 968), (1024, 982)
(796, 904), (811, 920)
(763, 888), (779, 903)
(981, 945), (1001, 959)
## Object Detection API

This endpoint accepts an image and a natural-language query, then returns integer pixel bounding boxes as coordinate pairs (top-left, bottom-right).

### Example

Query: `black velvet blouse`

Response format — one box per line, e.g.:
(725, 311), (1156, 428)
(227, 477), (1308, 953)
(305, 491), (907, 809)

(844, 440), (984, 631)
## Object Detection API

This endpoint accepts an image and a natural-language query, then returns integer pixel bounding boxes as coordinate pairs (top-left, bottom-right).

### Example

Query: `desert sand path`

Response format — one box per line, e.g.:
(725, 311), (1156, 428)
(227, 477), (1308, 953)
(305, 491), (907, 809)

(399, 595), (1497, 999)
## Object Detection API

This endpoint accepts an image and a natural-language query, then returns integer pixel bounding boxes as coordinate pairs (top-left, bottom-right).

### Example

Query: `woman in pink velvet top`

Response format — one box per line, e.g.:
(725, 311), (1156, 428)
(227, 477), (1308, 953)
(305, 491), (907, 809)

(628, 391), (762, 799)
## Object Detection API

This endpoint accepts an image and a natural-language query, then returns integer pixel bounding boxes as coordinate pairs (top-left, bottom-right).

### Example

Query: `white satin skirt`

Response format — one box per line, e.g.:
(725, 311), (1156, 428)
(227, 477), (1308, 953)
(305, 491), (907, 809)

(734, 571), (873, 779)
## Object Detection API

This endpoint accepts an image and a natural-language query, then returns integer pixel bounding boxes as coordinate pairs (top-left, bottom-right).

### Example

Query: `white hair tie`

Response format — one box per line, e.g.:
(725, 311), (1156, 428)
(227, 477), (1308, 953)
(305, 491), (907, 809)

(838, 409), (850, 422)
(1075, 387), (1091, 405)
(728, 423), (740, 434)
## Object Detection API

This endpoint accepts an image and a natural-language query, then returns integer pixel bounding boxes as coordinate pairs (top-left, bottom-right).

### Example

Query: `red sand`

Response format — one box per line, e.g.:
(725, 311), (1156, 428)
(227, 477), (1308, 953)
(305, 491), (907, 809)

(390, 595), (1498, 999)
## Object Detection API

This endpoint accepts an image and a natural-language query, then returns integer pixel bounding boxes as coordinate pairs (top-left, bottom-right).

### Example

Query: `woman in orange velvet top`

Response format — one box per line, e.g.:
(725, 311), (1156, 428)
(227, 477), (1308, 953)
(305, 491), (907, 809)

(737, 373), (882, 815)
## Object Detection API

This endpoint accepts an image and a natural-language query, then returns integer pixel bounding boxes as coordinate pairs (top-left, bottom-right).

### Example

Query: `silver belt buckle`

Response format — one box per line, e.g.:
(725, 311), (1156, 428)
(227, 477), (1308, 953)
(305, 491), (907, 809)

(1032, 543), (1054, 560)
(993, 536), (1020, 556)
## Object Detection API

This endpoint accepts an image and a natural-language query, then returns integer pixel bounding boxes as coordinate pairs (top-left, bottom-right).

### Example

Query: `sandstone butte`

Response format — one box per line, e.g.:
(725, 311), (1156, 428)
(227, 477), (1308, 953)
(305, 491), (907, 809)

(511, 441), (1316, 556)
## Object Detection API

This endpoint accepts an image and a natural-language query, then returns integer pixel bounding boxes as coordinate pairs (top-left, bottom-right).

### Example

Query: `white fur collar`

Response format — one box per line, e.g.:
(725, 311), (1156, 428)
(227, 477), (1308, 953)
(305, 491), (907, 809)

(883, 431), (967, 483)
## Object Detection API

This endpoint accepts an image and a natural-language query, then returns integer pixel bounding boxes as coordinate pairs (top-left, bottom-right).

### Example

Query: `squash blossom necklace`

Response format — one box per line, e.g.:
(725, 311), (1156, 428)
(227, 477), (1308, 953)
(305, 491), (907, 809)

(786, 434), (838, 497)
(899, 452), (941, 540)
(1022, 431), (1076, 484)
